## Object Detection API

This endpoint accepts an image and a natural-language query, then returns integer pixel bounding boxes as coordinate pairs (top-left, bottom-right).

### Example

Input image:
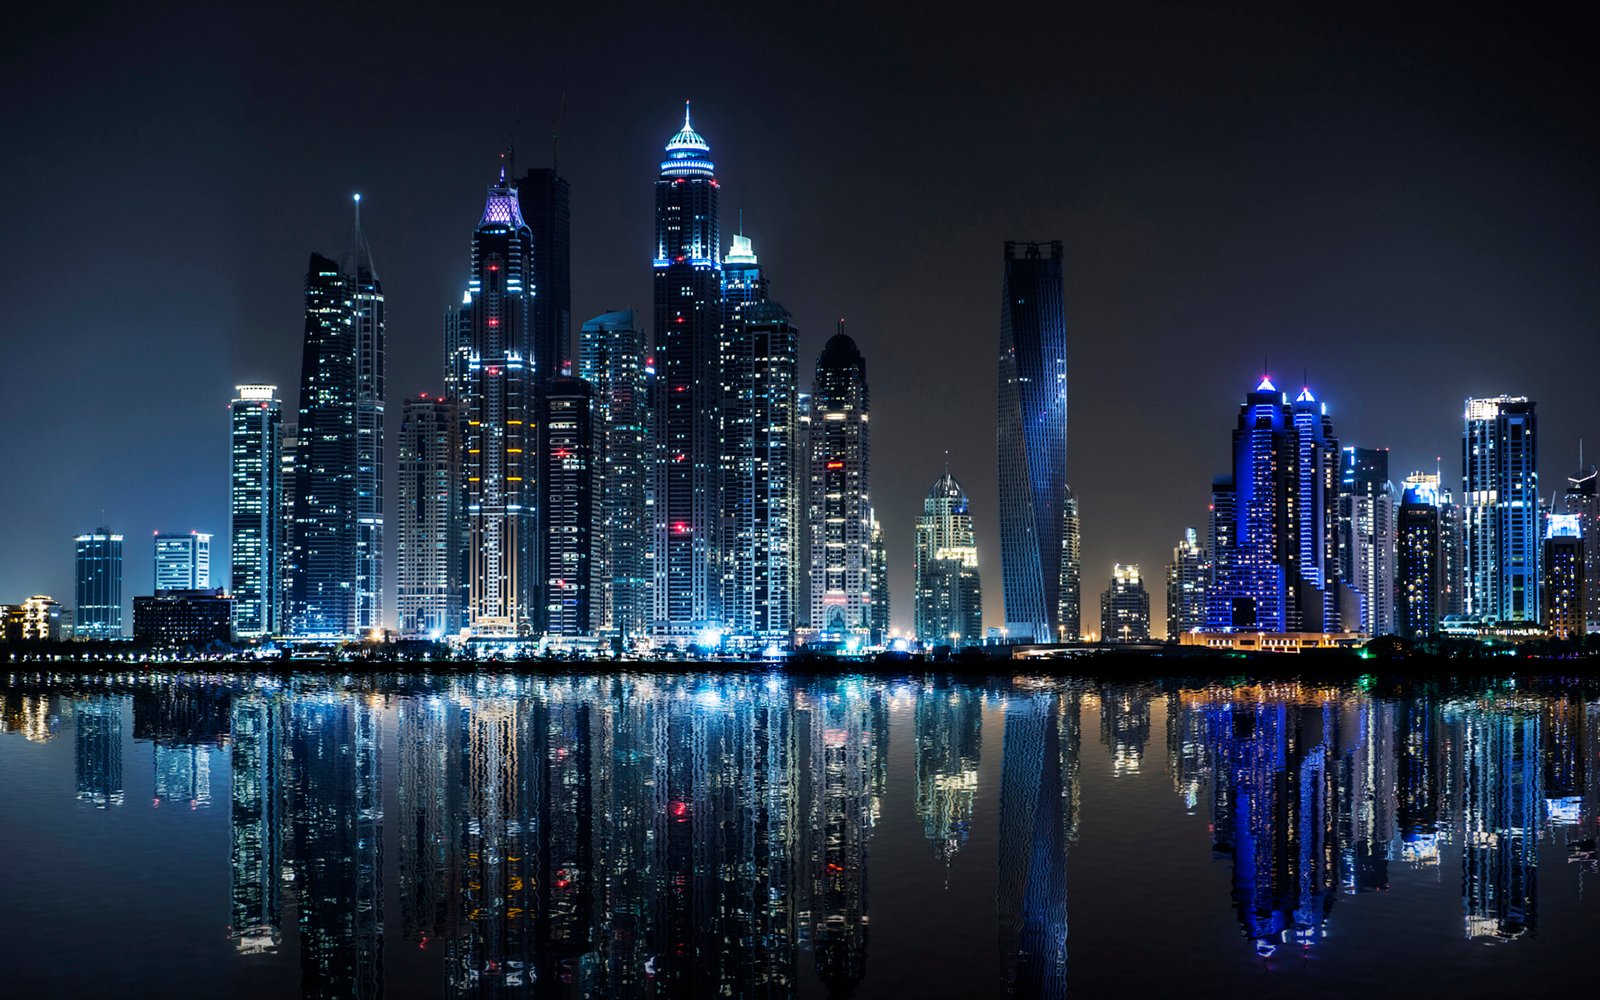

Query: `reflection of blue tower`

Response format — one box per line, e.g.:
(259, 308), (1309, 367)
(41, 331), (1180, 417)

(998, 690), (1074, 998)
(1396, 695), (1442, 865)
(74, 695), (123, 809)
(1458, 705), (1541, 941)
(1196, 697), (1337, 957)
(288, 698), (384, 998)
(229, 695), (284, 953)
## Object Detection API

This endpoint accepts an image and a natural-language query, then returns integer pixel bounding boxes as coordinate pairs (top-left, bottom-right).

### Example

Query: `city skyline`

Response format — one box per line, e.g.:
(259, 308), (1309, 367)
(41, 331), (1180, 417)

(4, 5), (1599, 636)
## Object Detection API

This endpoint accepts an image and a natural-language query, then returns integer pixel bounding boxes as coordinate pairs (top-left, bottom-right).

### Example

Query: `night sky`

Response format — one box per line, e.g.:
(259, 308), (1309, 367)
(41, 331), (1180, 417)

(3, 2), (1597, 634)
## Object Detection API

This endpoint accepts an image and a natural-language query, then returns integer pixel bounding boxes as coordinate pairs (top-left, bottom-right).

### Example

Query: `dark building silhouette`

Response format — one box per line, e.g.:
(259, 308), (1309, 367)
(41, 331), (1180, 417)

(133, 589), (233, 648)
(1396, 481), (1443, 638)
(517, 166), (571, 383)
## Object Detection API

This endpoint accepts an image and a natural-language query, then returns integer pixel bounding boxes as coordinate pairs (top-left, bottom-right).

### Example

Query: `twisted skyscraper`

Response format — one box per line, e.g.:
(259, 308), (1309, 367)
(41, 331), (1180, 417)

(997, 240), (1070, 643)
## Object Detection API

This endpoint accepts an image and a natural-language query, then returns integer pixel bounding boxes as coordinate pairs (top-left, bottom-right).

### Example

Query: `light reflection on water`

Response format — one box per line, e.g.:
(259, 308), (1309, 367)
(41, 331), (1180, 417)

(2, 672), (1598, 997)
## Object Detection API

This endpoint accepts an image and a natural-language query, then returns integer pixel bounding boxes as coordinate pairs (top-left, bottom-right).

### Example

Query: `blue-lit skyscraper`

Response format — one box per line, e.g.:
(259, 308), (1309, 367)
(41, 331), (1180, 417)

(153, 531), (211, 591)
(230, 385), (282, 637)
(652, 103), (724, 640)
(290, 252), (358, 637)
(1396, 480), (1442, 638)
(344, 196), (385, 635)
(450, 155), (538, 635)
(997, 240), (1069, 643)
(1205, 378), (1343, 633)
(1544, 515), (1584, 638)
(1462, 396), (1539, 622)
(74, 528), (123, 639)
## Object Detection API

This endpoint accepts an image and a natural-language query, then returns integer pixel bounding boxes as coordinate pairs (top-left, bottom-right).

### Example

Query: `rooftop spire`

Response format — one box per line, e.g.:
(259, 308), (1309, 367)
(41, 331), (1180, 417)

(342, 192), (377, 280)
(661, 101), (714, 177)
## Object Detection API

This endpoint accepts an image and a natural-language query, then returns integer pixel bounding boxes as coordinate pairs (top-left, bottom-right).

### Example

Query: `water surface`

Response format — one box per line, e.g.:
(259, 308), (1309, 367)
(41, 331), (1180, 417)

(2, 671), (1595, 997)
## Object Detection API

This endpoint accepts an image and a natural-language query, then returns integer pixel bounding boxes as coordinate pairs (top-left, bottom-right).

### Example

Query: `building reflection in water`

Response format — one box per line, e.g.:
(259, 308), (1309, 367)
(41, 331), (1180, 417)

(10, 675), (1600, 995)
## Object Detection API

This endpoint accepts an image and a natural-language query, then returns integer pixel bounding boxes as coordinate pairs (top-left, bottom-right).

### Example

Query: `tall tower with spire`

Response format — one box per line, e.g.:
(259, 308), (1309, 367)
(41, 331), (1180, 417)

(652, 102), (725, 640)
(344, 194), (385, 633)
(449, 154), (538, 635)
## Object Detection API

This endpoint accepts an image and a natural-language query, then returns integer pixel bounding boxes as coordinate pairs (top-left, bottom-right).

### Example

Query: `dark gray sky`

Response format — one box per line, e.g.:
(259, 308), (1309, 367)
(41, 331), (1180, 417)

(3, 2), (1597, 635)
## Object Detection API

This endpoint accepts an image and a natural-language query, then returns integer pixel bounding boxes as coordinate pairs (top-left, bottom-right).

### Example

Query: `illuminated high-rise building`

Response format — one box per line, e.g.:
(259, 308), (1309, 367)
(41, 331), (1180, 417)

(1205, 378), (1342, 633)
(1544, 515), (1584, 639)
(1396, 480), (1442, 638)
(396, 395), (463, 638)
(1057, 487), (1081, 642)
(73, 527), (123, 638)
(720, 234), (800, 643)
(1462, 396), (1540, 623)
(1338, 446), (1396, 636)
(538, 375), (597, 637)
(153, 531), (211, 591)
(518, 166), (571, 383)
(1561, 463), (1600, 633)
(808, 329), (874, 640)
(652, 103), (725, 640)
(290, 252), (358, 637)
(279, 420), (299, 628)
(230, 386), (283, 637)
(1100, 564), (1151, 642)
(579, 310), (651, 641)
(914, 470), (982, 648)
(344, 196), (386, 635)
(1165, 527), (1207, 636)
(869, 515), (889, 644)
(450, 155), (538, 635)
(997, 240), (1070, 643)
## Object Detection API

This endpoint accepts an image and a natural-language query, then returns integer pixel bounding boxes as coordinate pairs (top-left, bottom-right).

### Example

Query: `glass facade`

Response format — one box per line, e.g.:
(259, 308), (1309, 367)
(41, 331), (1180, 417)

(153, 531), (210, 591)
(1100, 564), (1151, 642)
(997, 241), (1069, 643)
(914, 471), (982, 647)
(396, 396), (463, 638)
(229, 385), (282, 638)
(73, 527), (123, 638)
(1462, 396), (1540, 622)
(1338, 446), (1396, 635)
(538, 376), (597, 637)
(578, 310), (651, 642)
(1396, 483), (1441, 638)
(1165, 527), (1207, 636)
(344, 197), (386, 635)
(808, 330), (873, 640)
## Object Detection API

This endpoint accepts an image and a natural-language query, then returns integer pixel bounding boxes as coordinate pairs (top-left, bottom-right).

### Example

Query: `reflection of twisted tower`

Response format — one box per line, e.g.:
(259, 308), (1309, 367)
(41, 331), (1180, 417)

(396, 698), (457, 946)
(229, 695), (284, 953)
(914, 684), (982, 862)
(809, 683), (880, 995)
(997, 689), (1077, 999)
(287, 698), (384, 998)
(1458, 705), (1540, 941)
(74, 695), (123, 809)
(454, 698), (531, 996)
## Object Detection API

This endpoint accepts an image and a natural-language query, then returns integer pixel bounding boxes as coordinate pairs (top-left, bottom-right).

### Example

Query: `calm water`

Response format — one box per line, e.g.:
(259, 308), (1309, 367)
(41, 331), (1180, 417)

(2, 671), (1596, 998)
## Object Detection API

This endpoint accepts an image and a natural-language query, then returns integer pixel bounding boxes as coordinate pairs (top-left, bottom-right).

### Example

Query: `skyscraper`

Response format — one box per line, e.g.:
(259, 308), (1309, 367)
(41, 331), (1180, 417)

(578, 310), (650, 642)
(451, 155), (537, 636)
(1058, 487), (1081, 642)
(344, 196), (386, 635)
(1339, 446), (1396, 636)
(74, 527), (123, 638)
(538, 375), (597, 637)
(1205, 378), (1342, 633)
(1463, 396), (1539, 623)
(914, 470), (982, 648)
(808, 329), (873, 640)
(230, 385), (282, 638)
(518, 166), (571, 381)
(153, 531), (210, 591)
(1544, 515), (1584, 639)
(652, 103), (725, 640)
(721, 255), (800, 643)
(1560, 463), (1600, 633)
(396, 395), (463, 638)
(290, 252), (358, 637)
(1396, 480), (1442, 638)
(1100, 564), (1151, 642)
(869, 516), (889, 644)
(1165, 527), (1207, 636)
(997, 240), (1069, 643)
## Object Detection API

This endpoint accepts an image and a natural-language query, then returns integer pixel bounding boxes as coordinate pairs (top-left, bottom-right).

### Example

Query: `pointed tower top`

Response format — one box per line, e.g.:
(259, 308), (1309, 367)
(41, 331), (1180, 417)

(342, 192), (377, 280)
(1295, 386), (1316, 404)
(1255, 375), (1276, 393)
(662, 101), (714, 177)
